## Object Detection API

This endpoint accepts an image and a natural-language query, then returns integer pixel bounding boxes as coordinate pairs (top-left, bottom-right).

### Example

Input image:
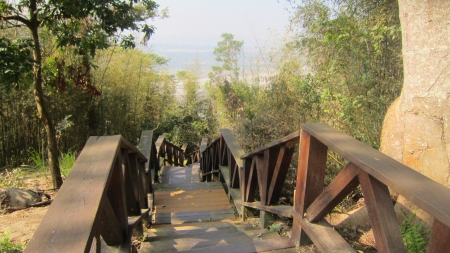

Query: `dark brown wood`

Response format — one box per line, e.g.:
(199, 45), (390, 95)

(122, 150), (140, 216)
(292, 130), (328, 246)
(137, 160), (148, 209)
(294, 216), (356, 253)
(242, 202), (292, 217)
(138, 130), (153, 170)
(107, 155), (129, 236)
(302, 123), (450, 228)
(306, 162), (360, 222)
(99, 196), (124, 245)
(245, 158), (258, 202)
(24, 136), (123, 253)
(267, 145), (295, 205)
(241, 158), (251, 202)
(241, 131), (300, 158)
(255, 154), (266, 204)
(220, 128), (245, 168)
(427, 219), (450, 253)
(359, 170), (406, 253)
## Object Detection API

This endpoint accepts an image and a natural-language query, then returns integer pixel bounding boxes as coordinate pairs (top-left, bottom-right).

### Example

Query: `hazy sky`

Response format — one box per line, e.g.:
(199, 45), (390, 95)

(149, 0), (291, 47)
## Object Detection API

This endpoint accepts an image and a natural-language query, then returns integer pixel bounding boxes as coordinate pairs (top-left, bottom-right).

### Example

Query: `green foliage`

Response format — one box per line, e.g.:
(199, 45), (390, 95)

(59, 151), (77, 177)
(0, 37), (33, 90)
(0, 231), (23, 253)
(0, 168), (25, 188)
(400, 212), (430, 253)
(27, 148), (47, 172)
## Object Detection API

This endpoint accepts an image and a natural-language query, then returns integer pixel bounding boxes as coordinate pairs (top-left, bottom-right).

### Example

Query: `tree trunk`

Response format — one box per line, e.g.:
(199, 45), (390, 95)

(29, 4), (63, 189)
(380, 0), (450, 223)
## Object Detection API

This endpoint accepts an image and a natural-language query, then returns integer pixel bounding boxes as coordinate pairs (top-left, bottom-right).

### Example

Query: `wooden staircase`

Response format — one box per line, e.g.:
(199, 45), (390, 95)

(139, 163), (296, 252)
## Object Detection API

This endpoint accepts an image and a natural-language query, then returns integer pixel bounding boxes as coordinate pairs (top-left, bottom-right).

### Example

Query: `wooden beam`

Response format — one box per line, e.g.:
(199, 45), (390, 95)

(292, 130), (328, 246)
(292, 214), (356, 253)
(99, 196), (124, 245)
(301, 123), (450, 228)
(122, 150), (140, 216)
(267, 145), (295, 205)
(24, 136), (122, 253)
(220, 128), (245, 168)
(245, 158), (258, 202)
(359, 170), (406, 253)
(427, 218), (450, 253)
(306, 163), (360, 222)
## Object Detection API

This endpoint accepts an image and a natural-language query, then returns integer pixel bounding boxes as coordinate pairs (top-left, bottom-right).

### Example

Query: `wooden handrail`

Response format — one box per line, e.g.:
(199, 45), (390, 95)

(301, 123), (450, 228)
(155, 135), (185, 167)
(202, 123), (450, 252)
(25, 134), (154, 252)
(199, 129), (245, 188)
(186, 138), (208, 165)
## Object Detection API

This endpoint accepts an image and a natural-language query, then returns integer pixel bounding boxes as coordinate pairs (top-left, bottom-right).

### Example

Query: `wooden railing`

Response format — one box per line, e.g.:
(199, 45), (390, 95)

(25, 132), (157, 252)
(198, 123), (450, 252)
(199, 129), (245, 185)
(186, 138), (208, 164)
(155, 135), (185, 167)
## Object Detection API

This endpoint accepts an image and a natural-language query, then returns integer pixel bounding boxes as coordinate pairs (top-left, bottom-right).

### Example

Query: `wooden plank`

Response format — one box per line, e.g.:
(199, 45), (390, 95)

(107, 155), (129, 236)
(359, 170), (406, 252)
(242, 131), (300, 158)
(267, 144), (295, 205)
(254, 154), (266, 204)
(176, 237), (295, 253)
(99, 197), (124, 245)
(25, 136), (122, 253)
(294, 216), (356, 253)
(245, 159), (257, 202)
(119, 136), (148, 162)
(242, 202), (292, 217)
(128, 209), (150, 228)
(302, 123), (450, 228)
(306, 163), (360, 222)
(138, 130), (154, 170)
(200, 138), (208, 153)
(220, 128), (245, 168)
(122, 150), (140, 216)
(292, 130), (328, 246)
(427, 219), (450, 253)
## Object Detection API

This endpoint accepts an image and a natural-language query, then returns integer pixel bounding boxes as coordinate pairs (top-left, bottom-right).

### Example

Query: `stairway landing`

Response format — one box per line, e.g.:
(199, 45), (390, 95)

(152, 164), (236, 224)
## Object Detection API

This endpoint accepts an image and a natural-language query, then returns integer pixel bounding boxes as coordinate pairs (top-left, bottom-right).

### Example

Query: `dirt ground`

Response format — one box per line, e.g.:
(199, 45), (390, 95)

(0, 173), (55, 245)
(0, 205), (49, 244)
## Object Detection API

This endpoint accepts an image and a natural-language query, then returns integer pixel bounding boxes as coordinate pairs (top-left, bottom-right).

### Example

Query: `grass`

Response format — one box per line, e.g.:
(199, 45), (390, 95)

(59, 150), (77, 177)
(27, 148), (46, 172)
(0, 231), (23, 253)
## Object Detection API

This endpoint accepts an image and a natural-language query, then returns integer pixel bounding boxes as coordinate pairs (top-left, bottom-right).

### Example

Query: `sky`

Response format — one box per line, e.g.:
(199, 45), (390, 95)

(148, 0), (291, 47)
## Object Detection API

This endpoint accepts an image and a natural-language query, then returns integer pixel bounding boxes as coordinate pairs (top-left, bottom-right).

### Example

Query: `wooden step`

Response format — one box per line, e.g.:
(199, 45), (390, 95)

(139, 221), (293, 253)
(154, 209), (236, 224)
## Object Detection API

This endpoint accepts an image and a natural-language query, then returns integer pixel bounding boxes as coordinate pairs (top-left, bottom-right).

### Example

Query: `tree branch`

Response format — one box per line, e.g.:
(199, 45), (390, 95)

(2, 15), (31, 28)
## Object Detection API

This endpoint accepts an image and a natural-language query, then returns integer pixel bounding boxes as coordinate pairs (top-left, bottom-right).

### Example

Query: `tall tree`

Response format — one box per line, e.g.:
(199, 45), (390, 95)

(380, 0), (450, 220)
(0, 0), (159, 188)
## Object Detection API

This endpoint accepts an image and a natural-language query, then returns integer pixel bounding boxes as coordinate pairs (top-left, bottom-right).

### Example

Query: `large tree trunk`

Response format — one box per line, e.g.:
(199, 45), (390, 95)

(380, 0), (449, 222)
(29, 4), (63, 189)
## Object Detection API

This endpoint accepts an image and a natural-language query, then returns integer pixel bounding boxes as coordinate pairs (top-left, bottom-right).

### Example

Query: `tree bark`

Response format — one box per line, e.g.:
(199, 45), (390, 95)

(380, 0), (450, 223)
(29, 0), (63, 189)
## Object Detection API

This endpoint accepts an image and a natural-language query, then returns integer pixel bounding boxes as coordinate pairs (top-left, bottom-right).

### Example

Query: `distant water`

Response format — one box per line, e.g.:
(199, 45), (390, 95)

(146, 43), (277, 84)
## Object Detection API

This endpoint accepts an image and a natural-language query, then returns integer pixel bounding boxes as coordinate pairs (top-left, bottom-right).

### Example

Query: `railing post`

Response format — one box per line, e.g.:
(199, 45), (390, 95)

(292, 129), (328, 246)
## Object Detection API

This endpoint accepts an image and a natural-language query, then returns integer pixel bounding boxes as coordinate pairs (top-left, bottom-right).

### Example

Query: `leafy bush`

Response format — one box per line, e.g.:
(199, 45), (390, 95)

(400, 211), (430, 253)
(0, 231), (23, 253)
